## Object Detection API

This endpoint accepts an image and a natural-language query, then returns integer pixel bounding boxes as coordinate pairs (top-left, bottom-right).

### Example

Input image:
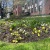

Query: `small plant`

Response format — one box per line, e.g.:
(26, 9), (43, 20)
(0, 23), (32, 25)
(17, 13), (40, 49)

(10, 23), (17, 29)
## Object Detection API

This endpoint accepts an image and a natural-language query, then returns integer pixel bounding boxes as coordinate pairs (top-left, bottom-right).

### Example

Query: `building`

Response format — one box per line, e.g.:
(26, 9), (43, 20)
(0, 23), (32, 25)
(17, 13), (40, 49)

(13, 0), (50, 16)
(42, 0), (50, 15)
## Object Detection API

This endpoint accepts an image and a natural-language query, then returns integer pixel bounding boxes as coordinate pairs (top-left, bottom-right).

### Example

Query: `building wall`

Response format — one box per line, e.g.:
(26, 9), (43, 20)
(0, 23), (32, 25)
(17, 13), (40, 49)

(44, 0), (50, 15)
(13, 0), (50, 16)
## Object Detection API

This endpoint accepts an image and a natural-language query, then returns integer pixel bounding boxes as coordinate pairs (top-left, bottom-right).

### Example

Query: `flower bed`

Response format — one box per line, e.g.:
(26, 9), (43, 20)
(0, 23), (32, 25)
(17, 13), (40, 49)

(0, 18), (50, 43)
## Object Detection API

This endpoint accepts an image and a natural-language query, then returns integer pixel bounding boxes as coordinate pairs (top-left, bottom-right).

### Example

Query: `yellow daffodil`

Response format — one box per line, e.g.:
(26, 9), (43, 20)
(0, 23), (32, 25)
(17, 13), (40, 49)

(38, 33), (40, 37)
(33, 28), (37, 31)
(38, 30), (41, 33)
(12, 40), (18, 43)
(12, 40), (16, 43)
(42, 26), (45, 30)
(35, 30), (37, 33)
(10, 28), (12, 31)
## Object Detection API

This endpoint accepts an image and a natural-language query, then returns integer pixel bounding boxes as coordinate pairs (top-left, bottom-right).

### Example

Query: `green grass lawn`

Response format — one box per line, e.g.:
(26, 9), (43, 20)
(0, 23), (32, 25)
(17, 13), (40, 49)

(0, 38), (50, 50)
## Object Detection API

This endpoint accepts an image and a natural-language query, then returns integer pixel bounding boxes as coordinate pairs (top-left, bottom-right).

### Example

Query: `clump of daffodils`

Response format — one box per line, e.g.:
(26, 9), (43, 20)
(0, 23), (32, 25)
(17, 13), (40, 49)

(11, 31), (19, 36)
(12, 40), (18, 43)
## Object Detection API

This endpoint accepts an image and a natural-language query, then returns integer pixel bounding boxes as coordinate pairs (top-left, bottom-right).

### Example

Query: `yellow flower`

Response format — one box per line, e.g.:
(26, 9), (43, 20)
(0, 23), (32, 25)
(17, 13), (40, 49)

(38, 30), (41, 33)
(12, 40), (18, 43)
(10, 28), (12, 31)
(16, 40), (18, 43)
(35, 30), (37, 33)
(12, 40), (16, 43)
(38, 33), (40, 37)
(33, 28), (37, 31)
(42, 26), (45, 30)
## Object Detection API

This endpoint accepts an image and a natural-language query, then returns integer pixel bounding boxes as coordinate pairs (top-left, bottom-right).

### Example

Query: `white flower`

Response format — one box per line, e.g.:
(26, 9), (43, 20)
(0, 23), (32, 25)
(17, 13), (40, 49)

(19, 28), (23, 32)
(22, 30), (26, 33)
